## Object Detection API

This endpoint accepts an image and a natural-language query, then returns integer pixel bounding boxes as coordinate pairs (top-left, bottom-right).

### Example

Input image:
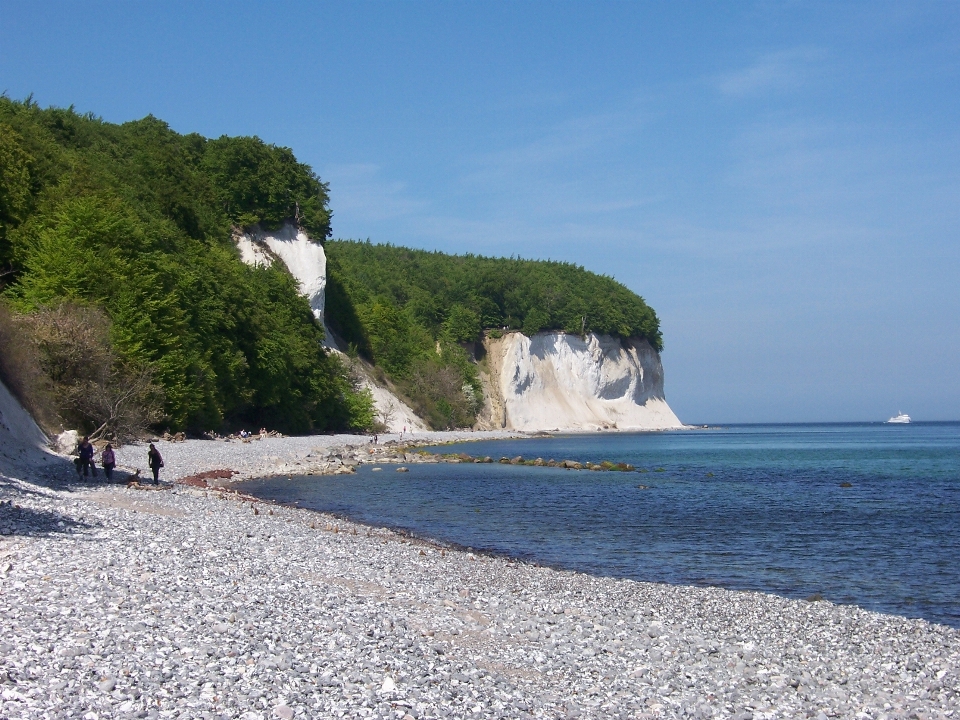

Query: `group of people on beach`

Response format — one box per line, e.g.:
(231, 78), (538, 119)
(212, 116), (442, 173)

(74, 436), (164, 484)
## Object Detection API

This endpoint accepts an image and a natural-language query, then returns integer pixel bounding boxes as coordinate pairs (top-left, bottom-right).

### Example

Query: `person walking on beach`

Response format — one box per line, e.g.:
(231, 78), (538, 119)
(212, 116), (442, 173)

(147, 443), (163, 484)
(76, 436), (95, 478)
(101, 443), (116, 481)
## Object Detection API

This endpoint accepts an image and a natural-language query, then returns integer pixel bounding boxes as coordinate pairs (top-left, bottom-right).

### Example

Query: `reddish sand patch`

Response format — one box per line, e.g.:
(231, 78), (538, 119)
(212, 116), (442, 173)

(177, 469), (236, 487)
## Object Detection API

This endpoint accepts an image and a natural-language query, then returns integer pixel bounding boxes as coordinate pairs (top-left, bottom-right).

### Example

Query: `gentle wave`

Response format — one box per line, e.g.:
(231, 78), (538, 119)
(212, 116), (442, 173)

(241, 423), (960, 626)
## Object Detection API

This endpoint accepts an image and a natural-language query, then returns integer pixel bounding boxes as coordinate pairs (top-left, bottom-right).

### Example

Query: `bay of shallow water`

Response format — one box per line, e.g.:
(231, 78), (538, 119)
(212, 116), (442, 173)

(241, 423), (960, 627)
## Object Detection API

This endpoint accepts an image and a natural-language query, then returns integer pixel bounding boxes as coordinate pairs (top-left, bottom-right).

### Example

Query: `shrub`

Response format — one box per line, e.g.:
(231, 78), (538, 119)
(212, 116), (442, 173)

(0, 97), (370, 435)
(15, 303), (165, 442)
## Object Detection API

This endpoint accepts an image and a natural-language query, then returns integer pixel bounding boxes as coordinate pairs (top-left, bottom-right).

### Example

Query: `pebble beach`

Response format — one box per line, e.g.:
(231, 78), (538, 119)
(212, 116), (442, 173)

(1, 433), (958, 719)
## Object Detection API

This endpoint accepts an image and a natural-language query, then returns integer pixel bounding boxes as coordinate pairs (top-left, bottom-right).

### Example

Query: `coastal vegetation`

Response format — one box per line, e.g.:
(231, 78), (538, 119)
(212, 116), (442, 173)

(327, 241), (661, 350)
(326, 241), (662, 429)
(0, 96), (662, 435)
(0, 96), (371, 436)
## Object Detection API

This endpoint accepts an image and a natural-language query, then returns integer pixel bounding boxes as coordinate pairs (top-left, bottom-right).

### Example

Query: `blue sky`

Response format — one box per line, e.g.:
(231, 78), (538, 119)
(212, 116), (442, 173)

(3, 1), (959, 422)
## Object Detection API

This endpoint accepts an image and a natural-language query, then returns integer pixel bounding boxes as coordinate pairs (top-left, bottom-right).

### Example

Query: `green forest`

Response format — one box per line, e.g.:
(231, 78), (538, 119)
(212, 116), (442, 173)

(325, 241), (661, 429)
(0, 96), (371, 437)
(0, 97), (662, 436)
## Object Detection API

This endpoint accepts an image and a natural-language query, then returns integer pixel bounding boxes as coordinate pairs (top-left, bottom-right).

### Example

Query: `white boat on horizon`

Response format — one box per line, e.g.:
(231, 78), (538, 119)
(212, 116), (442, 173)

(887, 412), (911, 424)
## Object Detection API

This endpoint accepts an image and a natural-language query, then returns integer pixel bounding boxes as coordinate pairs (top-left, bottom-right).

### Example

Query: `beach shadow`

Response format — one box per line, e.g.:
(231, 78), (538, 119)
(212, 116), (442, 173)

(0, 473), (59, 499)
(61, 467), (150, 494)
(0, 501), (91, 537)
(1, 449), (143, 495)
(0, 455), (152, 537)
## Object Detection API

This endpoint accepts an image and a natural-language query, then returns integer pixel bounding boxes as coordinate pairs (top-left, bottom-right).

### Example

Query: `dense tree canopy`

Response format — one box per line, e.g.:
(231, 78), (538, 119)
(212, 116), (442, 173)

(324, 240), (662, 429)
(0, 96), (664, 434)
(0, 97), (368, 434)
(326, 240), (662, 350)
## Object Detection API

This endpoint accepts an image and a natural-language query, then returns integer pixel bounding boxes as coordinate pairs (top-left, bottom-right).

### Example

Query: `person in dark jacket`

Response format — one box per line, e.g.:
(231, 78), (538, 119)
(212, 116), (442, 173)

(147, 443), (163, 484)
(101, 443), (116, 481)
(77, 436), (95, 478)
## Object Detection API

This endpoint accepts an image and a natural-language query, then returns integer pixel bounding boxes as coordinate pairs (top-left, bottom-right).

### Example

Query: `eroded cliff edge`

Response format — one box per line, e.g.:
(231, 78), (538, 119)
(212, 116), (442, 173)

(237, 223), (682, 432)
(477, 332), (682, 431)
(235, 224), (426, 432)
(235, 223), (339, 350)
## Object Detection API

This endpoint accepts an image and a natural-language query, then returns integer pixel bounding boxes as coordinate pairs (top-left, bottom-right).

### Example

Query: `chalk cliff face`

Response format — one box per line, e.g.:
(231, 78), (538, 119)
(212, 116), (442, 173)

(0, 379), (57, 479)
(236, 227), (680, 432)
(479, 332), (682, 431)
(235, 223), (425, 432)
(351, 362), (429, 434)
(235, 223), (338, 350)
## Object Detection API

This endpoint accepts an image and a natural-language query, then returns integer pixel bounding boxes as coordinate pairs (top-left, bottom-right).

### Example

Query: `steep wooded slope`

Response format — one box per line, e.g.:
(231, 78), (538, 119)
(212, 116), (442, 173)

(0, 98), (372, 435)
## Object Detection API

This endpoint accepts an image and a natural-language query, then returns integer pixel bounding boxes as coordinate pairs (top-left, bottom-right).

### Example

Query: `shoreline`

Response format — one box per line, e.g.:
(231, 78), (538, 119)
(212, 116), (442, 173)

(110, 430), (532, 485)
(1, 433), (959, 718)
(107, 425), (699, 489)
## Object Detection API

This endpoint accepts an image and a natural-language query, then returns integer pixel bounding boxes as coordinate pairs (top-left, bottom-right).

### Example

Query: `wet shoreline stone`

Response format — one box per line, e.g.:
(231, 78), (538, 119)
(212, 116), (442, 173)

(0, 432), (957, 718)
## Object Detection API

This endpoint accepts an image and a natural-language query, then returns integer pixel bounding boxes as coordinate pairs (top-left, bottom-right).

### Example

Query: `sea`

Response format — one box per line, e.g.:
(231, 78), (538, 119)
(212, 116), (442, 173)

(240, 423), (960, 628)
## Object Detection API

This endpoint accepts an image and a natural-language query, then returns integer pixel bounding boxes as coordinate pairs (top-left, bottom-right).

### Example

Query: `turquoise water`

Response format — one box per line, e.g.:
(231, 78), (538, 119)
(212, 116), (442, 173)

(241, 423), (960, 627)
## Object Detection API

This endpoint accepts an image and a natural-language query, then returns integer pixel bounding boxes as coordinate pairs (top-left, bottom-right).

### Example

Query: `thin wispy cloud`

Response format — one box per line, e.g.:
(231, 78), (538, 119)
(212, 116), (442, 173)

(716, 48), (826, 96)
(465, 106), (646, 181)
(725, 113), (960, 247)
(328, 101), (658, 247)
(3, 1), (959, 421)
(325, 163), (428, 229)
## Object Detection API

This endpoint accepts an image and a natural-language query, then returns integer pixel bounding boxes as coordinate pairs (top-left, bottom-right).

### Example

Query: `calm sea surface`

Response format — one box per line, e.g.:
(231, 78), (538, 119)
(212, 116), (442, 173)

(241, 423), (960, 627)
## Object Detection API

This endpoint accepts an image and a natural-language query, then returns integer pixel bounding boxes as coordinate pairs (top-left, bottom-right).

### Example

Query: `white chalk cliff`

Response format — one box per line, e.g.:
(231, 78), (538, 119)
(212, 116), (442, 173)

(350, 361), (428, 434)
(0, 379), (59, 479)
(235, 223), (339, 350)
(236, 224), (681, 432)
(235, 223), (425, 432)
(478, 332), (682, 431)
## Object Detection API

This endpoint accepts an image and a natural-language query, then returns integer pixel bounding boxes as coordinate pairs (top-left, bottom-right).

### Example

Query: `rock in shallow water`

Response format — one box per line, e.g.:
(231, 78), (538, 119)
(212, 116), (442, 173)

(0, 434), (958, 720)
